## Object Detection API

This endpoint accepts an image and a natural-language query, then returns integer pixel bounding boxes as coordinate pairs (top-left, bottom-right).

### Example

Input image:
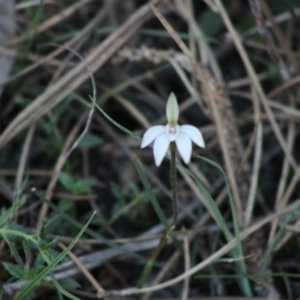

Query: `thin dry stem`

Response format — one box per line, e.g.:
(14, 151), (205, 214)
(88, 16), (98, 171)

(6, 0), (91, 47)
(142, 251), (180, 300)
(0, 0), (164, 147)
(16, 125), (36, 194)
(244, 88), (262, 227)
(247, 0), (290, 80)
(182, 233), (190, 300)
(214, 0), (297, 172)
(58, 242), (105, 297)
(104, 200), (300, 297)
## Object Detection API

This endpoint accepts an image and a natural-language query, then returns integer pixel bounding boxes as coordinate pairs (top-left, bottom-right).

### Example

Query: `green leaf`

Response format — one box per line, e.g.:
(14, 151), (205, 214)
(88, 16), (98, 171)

(199, 156), (252, 297)
(47, 249), (62, 262)
(58, 172), (74, 191)
(23, 264), (31, 280)
(199, 9), (223, 36)
(7, 222), (30, 234)
(5, 239), (23, 266)
(22, 240), (32, 259)
(40, 214), (62, 238)
(110, 182), (126, 204)
(51, 273), (80, 300)
(58, 278), (81, 289)
(133, 159), (168, 228)
(0, 199), (25, 227)
(72, 177), (94, 194)
(3, 262), (25, 279)
(262, 200), (300, 272)
(15, 211), (96, 300)
(90, 214), (106, 225)
(32, 253), (45, 275)
(58, 198), (74, 212)
(47, 237), (59, 249)
(95, 102), (142, 142)
(59, 173), (95, 194)
(33, 189), (147, 261)
(77, 134), (102, 148)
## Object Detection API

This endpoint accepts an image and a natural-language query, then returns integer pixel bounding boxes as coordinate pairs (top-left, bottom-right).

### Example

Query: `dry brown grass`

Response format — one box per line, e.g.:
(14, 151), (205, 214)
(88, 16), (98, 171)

(1, 0), (300, 299)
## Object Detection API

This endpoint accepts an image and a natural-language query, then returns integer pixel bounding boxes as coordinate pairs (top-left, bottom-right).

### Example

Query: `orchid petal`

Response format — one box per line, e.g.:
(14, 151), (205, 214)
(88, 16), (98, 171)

(153, 134), (170, 166)
(180, 125), (205, 148)
(141, 125), (165, 148)
(175, 133), (192, 164)
(166, 92), (179, 124)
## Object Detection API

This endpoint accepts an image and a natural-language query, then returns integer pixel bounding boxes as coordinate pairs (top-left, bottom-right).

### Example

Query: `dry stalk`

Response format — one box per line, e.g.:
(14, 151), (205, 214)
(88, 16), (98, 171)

(103, 199), (300, 297)
(257, 2), (299, 258)
(5, 0), (91, 47)
(247, 0), (290, 80)
(15, 125), (36, 193)
(182, 232), (190, 300)
(0, 2), (112, 88)
(0, 0), (165, 148)
(214, 0), (299, 297)
(259, 0), (298, 71)
(214, 0), (297, 173)
(142, 251), (180, 300)
(248, 2), (299, 286)
(58, 242), (105, 297)
(16, 1), (58, 10)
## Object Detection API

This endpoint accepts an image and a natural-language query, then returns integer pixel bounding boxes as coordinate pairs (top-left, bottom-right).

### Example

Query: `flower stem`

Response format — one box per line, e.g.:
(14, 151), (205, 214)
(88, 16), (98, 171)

(170, 142), (178, 228)
(137, 143), (179, 292)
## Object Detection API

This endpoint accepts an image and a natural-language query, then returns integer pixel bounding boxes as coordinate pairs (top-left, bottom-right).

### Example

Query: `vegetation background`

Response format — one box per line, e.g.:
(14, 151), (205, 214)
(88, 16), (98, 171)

(0, 0), (300, 299)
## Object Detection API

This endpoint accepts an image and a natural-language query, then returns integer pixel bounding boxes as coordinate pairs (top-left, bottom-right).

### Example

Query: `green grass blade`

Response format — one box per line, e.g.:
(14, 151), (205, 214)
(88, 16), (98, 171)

(50, 273), (80, 300)
(33, 189), (146, 261)
(262, 200), (300, 272)
(95, 101), (141, 142)
(15, 212), (95, 300)
(0, 199), (25, 227)
(199, 156), (252, 296)
(133, 159), (168, 228)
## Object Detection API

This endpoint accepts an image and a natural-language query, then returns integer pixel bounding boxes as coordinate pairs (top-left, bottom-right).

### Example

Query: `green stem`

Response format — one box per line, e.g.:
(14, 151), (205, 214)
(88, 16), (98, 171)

(136, 143), (179, 293)
(170, 142), (178, 228)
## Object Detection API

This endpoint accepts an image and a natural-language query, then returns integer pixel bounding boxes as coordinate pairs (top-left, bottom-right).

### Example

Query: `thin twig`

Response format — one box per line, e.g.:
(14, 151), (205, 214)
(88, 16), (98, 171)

(58, 242), (105, 297)
(214, 0), (297, 172)
(182, 232), (190, 300)
(16, 125), (36, 194)
(244, 88), (262, 227)
(247, 0), (290, 80)
(103, 200), (300, 297)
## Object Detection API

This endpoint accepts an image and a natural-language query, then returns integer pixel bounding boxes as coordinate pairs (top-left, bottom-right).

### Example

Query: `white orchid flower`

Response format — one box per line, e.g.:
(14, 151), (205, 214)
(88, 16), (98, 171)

(141, 93), (205, 166)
